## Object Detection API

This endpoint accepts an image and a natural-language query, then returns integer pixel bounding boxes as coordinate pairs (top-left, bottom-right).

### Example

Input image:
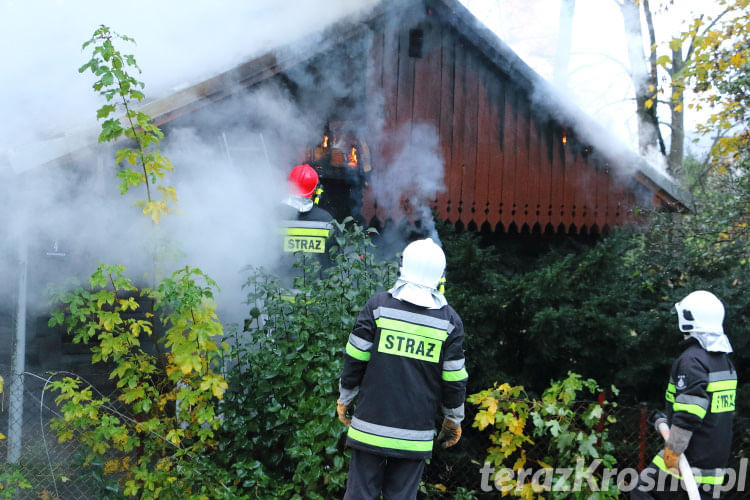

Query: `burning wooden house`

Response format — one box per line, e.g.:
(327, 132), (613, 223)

(131, 0), (687, 236)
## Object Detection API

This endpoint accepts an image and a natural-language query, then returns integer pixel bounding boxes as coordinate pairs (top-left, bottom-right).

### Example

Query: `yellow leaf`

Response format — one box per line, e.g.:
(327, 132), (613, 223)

(674, 103), (683, 113)
(645, 99), (654, 109)
(475, 410), (494, 430)
(729, 53), (745, 68)
(0, 432), (5, 440)
(509, 417), (525, 436)
(486, 397), (498, 418)
(104, 459), (121, 474)
(513, 454), (526, 472)
(212, 379), (228, 400)
(434, 484), (447, 492)
(157, 185), (178, 204)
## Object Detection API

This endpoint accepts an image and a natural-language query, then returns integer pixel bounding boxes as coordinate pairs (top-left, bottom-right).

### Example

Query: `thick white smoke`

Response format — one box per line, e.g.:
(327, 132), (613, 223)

(0, 0), (384, 339)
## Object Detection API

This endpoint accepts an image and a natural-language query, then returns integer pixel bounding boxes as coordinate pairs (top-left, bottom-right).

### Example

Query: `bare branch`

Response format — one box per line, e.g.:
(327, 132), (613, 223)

(685, 9), (730, 63)
(642, 0), (658, 80)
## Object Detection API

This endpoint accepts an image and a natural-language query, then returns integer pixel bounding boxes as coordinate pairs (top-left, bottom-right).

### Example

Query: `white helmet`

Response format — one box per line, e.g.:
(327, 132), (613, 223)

(399, 238), (445, 289)
(675, 290), (725, 334)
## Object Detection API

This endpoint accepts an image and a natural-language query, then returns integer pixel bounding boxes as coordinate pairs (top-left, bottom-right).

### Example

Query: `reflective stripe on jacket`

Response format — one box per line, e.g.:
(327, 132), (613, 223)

(340, 292), (468, 459)
(280, 219), (332, 254)
(654, 339), (736, 475)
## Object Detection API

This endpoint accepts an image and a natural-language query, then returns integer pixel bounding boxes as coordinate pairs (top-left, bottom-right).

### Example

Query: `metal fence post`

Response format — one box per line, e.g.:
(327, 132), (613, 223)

(7, 238), (28, 463)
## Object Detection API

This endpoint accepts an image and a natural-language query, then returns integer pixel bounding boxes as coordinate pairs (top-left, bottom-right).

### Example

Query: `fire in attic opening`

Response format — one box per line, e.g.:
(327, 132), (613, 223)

(301, 121), (371, 222)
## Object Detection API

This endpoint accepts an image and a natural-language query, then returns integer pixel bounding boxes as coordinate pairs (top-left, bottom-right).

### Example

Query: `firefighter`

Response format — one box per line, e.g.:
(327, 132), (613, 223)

(281, 163), (333, 255)
(632, 290), (736, 499)
(336, 238), (468, 500)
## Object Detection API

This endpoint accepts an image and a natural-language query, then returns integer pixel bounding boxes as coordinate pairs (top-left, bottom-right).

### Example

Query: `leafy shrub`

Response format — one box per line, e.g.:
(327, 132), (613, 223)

(47, 264), (238, 499)
(469, 372), (619, 499)
(441, 222), (750, 408)
(217, 218), (397, 499)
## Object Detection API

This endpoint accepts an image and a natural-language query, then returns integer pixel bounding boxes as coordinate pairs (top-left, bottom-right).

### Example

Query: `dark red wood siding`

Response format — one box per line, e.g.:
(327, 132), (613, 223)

(360, 9), (649, 233)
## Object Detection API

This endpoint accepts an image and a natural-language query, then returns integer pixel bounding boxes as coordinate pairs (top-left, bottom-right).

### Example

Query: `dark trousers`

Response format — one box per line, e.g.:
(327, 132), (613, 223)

(343, 449), (425, 500)
(630, 466), (719, 500)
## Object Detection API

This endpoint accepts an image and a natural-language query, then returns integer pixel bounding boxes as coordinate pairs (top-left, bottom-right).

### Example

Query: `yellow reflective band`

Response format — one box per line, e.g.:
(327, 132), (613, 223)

(285, 227), (331, 237)
(378, 330), (442, 363)
(653, 456), (681, 479)
(346, 342), (370, 362)
(711, 389), (736, 413)
(672, 402), (707, 419)
(652, 456), (725, 484)
(283, 236), (326, 253)
(696, 476), (725, 485)
(707, 379), (737, 392)
(666, 391), (675, 403)
(375, 317), (448, 342)
(347, 427), (433, 452)
(667, 383), (676, 392)
(442, 368), (468, 382)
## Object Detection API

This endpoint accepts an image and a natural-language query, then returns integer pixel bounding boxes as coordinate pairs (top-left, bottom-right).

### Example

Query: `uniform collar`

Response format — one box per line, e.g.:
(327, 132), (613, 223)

(389, 278), (447, 309)
(687, 331), (733, 353)
(283, 195), (314, 213)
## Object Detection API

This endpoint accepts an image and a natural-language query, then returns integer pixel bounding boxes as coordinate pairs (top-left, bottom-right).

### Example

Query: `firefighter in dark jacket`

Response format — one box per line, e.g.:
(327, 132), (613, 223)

(336, 238), (468, 500)
(277, 164), (333, 300)
(632, 290), (736, 499)
(281, 163), (333, 254)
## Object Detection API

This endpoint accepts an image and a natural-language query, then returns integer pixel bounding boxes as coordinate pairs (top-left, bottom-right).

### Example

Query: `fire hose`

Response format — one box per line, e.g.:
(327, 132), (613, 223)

(657, 421), (701, 500)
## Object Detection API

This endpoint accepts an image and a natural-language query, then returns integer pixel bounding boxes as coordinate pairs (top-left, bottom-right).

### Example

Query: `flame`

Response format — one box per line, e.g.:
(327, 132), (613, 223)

(562, 134), (567, 146)
(347, 146), (358, 167)
(322, 135), (329, 148)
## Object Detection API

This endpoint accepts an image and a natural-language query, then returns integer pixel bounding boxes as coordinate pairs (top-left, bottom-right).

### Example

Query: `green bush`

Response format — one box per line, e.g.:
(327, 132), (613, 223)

(441, 221), (750, 407)
(469, 372), (619, 499)
(217, 218), (397, 499)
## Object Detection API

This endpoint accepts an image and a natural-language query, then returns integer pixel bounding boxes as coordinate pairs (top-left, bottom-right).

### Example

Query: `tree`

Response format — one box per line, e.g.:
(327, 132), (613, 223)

(616, 0), (733, 171)
(553, 0), (577, 90)
(616, 0), (666, 161)
(672, 0), (749, 178)
(45, 26), (239, 499)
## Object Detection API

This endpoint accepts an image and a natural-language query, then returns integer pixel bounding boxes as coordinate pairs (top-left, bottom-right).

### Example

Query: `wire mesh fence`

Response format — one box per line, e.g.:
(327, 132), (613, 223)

(1, 371), (747, 499)
(0, 368), (125, 500)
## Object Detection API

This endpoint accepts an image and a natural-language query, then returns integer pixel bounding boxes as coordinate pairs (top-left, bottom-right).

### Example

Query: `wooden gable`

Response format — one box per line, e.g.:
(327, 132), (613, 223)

(95, 0), (686, 235)
(358, 0), (683, 234)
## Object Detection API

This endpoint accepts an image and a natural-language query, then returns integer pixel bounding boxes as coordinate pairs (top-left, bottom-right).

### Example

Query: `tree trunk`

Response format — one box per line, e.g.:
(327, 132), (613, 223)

(669, 48), (685, 169)
(554, 0), (576, 90)
(619, 0), (666, 159)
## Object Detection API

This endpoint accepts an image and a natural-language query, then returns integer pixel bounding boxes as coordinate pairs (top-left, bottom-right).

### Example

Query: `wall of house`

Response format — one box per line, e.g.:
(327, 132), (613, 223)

(361, 4), (639, 234)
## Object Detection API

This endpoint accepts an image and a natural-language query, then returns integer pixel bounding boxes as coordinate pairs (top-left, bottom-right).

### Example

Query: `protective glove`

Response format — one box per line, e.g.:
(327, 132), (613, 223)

(664, 424), (692, 474)
(654, 417), (668, 431)
(336, 399), (351, 426)
(648, 410), (667, 431)
(663, 446), (680, 474)
(437, 418), (462, 448)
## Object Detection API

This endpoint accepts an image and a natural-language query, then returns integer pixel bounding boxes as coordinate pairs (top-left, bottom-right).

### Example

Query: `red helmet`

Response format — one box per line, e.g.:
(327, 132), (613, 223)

(288, 164), (318, 198)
